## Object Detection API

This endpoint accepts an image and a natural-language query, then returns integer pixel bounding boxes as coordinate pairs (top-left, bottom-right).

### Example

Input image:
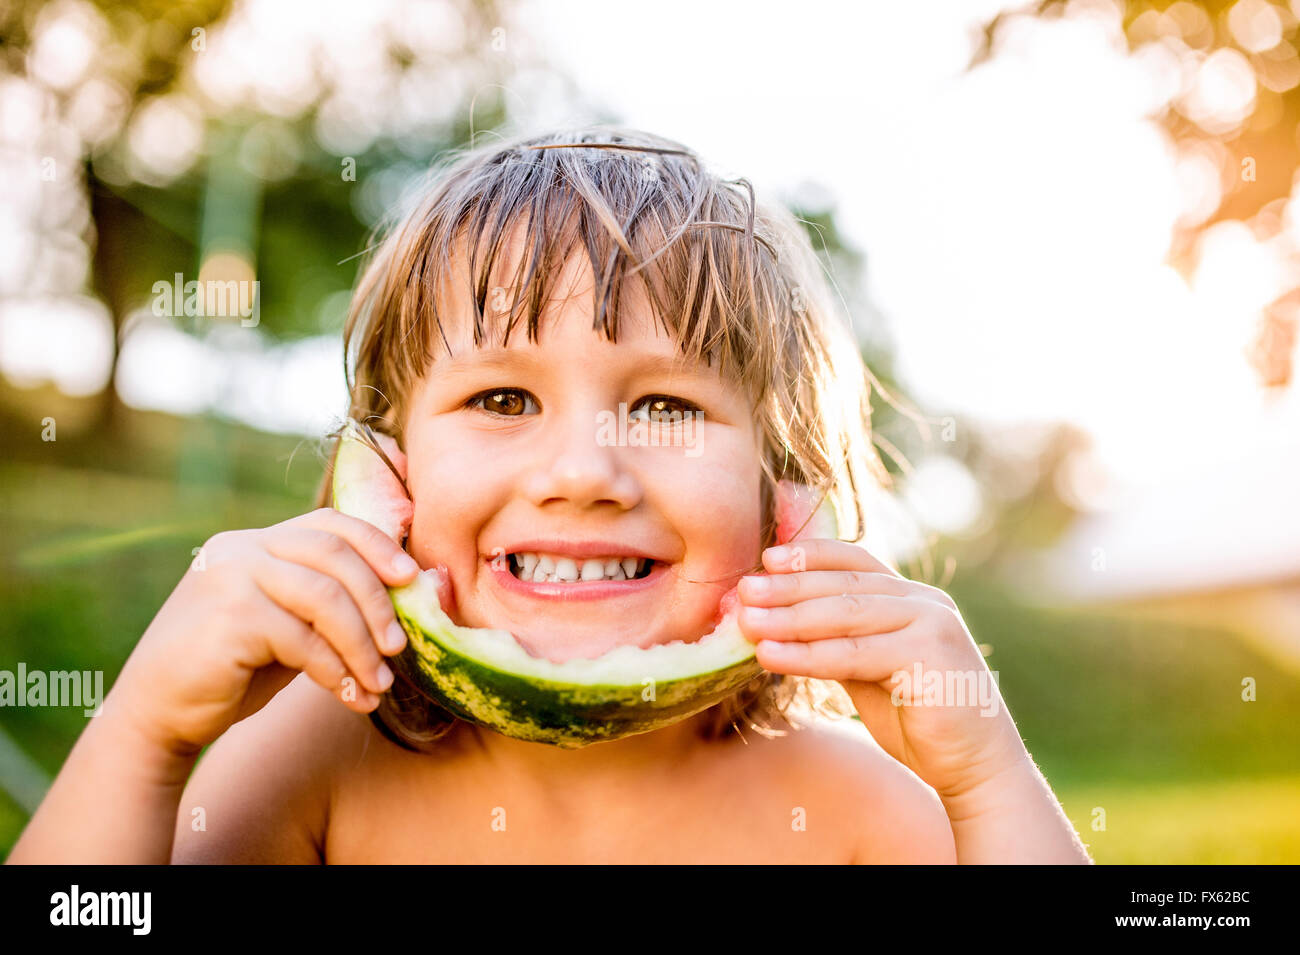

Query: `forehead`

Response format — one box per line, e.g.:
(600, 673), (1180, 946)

(429, 220), (711, 378)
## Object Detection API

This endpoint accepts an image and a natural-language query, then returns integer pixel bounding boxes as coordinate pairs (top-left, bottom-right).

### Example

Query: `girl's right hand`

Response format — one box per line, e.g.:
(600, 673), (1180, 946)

(109, 508), (422, 755)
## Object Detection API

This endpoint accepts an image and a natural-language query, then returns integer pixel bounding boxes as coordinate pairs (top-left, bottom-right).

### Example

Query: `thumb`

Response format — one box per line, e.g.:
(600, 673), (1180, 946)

(237, 663), (301, 723)
(840, 679), (909, 767)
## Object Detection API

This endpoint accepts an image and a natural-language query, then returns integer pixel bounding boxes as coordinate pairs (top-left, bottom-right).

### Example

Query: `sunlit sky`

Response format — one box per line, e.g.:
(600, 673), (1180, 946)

(513, 0), (1300, 494)
(5, 0), (1300, 584)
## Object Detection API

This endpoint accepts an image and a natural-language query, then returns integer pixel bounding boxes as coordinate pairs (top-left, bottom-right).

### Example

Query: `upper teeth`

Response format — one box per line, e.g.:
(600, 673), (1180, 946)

(510, 552), (647, 582)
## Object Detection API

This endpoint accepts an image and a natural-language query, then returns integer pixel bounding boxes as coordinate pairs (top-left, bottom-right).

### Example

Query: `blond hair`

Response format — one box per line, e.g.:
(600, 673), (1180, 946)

(313, 124), (898, 751)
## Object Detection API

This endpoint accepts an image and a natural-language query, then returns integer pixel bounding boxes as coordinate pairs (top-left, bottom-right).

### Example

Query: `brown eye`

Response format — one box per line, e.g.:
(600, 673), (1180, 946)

(630, 395), (700, 422)
(471, 389), (537, 416)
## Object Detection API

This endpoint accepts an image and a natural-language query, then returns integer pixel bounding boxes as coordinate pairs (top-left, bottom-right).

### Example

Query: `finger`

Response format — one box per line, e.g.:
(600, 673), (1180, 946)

(738, 593), (922, 643)
(254, 600), (382, 713)
(739, 569), (916, 609)
(253, 556), (394, 695)
(754, 626), (918, 683)
(762, 538), (900, 578)
(289, 507), (420, 586)
(265, 527), (408, 656)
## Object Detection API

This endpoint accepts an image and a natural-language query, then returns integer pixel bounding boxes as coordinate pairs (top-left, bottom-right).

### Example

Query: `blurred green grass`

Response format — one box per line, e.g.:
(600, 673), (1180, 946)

(947, 582), (1300, 863)
(2, 401), (1298, 861)
(1056, 776), (1300, 864)
(945, 584), (1300, 791)
(0, 402), (324, 853)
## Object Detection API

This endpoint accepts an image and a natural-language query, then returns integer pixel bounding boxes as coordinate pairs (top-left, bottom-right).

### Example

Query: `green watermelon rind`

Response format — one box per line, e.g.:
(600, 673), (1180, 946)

(382, 568), (764, 748)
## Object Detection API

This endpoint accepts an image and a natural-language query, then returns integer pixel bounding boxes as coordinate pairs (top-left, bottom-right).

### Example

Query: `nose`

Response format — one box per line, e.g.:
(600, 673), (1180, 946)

(521, 401), (642, 511)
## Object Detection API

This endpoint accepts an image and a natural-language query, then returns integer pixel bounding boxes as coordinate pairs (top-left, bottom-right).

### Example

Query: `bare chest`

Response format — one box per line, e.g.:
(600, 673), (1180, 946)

(322, 745), (856, 864)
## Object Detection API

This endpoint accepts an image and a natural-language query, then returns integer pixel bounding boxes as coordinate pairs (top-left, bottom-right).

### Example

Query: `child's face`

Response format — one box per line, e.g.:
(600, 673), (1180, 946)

(399, 241), (764, 662)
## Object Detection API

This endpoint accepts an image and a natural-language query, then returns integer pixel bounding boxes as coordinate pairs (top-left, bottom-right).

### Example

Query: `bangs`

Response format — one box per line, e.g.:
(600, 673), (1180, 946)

(362, 130), (800, 419)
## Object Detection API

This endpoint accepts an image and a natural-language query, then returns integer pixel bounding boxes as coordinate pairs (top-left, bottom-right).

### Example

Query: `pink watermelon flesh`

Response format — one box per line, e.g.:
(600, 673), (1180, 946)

(774, 479), (839, 545)
(353, 431), (414, 545)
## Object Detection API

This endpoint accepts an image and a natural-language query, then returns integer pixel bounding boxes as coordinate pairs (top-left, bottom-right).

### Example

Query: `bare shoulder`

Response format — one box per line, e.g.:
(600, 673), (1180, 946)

(733, 717), (956, 864)
(170, 674), (372, 863)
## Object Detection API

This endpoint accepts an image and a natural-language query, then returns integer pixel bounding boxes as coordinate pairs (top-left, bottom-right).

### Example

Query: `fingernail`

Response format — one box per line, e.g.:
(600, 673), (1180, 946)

(765, 546), (790, 565)
(743, 605), (770, 620)
(385, 621), (407, 653)
(742, 575), (769, 595)
(392, 552), (419, 576)
(376, 662), (393, 691)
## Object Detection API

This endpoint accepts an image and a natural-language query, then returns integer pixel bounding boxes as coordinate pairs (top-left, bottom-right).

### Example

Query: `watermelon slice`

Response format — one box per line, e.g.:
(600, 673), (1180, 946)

(331, 420), (839, 748)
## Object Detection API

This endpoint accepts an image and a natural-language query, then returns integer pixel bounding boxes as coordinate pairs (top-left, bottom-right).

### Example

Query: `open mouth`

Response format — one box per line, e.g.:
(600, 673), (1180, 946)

(506, 552), (656, 583)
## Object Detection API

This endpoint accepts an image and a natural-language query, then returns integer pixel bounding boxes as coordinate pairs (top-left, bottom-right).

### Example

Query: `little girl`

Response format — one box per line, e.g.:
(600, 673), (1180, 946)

(9, 126), (1090, 864)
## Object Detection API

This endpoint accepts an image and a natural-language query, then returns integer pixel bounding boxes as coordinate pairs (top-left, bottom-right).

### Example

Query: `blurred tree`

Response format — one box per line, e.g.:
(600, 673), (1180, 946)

(971, 0), (1299, 389)
(3, 0), (233, 433)
(2, 0), (510, 435)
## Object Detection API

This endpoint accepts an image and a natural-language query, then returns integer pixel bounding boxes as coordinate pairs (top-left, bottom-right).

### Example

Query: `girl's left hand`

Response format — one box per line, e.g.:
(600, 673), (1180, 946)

(736, 539), (1032, 803)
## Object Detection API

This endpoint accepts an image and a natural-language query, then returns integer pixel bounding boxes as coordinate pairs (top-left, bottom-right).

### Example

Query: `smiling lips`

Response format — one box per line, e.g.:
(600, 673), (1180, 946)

(485, 549), (667, 603)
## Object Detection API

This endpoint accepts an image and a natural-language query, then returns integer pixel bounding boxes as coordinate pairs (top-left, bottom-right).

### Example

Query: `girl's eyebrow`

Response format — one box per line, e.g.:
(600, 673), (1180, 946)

(437, 349), (718, 382)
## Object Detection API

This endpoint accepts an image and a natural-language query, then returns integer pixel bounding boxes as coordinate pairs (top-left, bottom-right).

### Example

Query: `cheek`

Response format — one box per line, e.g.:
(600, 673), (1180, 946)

(704, 483), (763, 572)
(402, 431), (501, 569)
(659, 453), (763, 573)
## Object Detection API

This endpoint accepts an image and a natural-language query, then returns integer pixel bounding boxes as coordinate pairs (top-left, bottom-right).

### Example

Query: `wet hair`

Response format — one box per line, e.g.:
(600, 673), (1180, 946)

(313, 124), (899, 751)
